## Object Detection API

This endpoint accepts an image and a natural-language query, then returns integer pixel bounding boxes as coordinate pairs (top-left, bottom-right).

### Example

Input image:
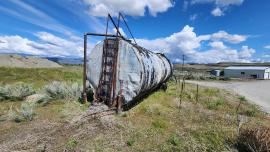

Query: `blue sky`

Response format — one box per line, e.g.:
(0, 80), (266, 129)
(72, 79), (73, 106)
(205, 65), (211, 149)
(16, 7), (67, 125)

(0, 0), (270, 63)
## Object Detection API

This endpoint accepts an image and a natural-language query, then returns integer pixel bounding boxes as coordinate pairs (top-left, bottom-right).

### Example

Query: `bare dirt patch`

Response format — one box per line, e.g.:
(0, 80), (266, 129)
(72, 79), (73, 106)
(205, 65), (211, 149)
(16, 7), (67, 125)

(0, 54), (61, 68)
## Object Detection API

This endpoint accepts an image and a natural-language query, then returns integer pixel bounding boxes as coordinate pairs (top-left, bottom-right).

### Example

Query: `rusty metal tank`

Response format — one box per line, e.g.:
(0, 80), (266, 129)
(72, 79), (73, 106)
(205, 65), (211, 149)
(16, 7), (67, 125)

(86, 38), (172, 108)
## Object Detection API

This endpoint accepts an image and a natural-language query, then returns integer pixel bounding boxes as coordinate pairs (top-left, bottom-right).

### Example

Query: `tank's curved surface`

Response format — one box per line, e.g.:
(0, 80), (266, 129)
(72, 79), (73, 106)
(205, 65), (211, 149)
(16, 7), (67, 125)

(87, 39), (172, 106)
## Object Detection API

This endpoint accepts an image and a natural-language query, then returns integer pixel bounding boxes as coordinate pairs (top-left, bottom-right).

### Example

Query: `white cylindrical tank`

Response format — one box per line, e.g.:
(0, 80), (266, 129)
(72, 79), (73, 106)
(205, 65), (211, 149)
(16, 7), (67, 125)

(87, 39), (172, 107)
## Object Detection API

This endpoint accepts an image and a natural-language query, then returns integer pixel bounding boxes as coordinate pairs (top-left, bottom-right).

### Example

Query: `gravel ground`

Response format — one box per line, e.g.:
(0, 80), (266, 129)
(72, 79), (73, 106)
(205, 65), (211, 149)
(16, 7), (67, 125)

(186, 80), (270, 113)
(0, 54), (62, 68)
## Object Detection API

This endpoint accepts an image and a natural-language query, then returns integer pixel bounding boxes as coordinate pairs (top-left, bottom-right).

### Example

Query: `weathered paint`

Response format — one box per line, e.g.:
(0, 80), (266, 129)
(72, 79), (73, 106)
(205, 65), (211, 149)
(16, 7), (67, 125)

(87, 39), (173, 106)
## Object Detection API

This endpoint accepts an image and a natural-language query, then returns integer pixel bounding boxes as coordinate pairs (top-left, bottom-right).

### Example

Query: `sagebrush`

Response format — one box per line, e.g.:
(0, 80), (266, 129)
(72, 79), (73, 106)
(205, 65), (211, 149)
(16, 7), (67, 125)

(0, 83), (35, 101)
(44, 81), (82, 100)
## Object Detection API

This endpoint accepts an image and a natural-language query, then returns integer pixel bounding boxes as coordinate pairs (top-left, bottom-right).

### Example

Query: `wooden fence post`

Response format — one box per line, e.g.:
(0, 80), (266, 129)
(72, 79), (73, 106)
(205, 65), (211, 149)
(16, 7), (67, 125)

(196, 84), (199, 103)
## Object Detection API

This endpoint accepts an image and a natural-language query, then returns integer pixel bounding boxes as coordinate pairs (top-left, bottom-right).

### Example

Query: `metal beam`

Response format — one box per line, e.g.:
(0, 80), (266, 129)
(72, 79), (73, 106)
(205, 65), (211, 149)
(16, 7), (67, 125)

(83, 34), (88, 103)
(108, 14), (122, 37)
(119, 13), (137, 45)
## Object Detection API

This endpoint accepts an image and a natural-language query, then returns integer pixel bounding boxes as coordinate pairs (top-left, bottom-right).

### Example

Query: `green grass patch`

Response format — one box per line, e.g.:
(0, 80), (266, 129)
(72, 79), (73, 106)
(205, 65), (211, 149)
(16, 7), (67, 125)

(152, 118), (168, 132)
(206, 98), (225, 110)
(0, 66), (82, 89)
(66, 137), (78, 149)
(167, 133), (182, 146)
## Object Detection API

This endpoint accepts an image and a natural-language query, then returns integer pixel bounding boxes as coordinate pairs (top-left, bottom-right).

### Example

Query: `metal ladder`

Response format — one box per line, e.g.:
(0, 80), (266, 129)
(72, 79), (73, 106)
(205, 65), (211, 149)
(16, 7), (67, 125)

(97, 38), (119, 106)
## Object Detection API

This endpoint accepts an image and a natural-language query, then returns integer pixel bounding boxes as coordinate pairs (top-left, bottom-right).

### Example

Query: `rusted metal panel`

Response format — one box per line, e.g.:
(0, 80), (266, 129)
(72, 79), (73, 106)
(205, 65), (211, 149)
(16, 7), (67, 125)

(87, 39), (172, 107)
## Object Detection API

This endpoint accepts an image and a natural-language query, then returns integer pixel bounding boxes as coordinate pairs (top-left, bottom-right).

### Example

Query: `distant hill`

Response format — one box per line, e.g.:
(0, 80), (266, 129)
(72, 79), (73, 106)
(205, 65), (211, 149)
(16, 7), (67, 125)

(0, 54), (62, 68)
(46, 57), (83, 65)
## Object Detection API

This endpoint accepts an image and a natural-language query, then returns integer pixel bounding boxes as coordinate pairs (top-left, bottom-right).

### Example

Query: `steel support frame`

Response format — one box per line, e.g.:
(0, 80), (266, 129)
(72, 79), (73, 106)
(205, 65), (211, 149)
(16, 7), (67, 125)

(82, 33), (122, 103)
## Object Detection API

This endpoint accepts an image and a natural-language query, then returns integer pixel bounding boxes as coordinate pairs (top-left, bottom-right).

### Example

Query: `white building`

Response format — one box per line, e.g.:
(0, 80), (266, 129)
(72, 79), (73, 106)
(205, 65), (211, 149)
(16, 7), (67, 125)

(224, 66), (270, 79)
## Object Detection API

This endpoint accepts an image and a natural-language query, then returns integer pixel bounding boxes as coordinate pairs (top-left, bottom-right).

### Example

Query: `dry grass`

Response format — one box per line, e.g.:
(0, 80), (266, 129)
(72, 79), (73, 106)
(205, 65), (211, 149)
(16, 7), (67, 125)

(237, 126), (270, 151)
(0, 66), (270, 151)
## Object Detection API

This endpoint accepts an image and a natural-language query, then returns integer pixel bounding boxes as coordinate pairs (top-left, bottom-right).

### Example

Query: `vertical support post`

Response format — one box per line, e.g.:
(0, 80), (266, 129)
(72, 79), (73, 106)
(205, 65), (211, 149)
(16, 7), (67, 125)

(182, 54), (185, 72)
(83, 34), (88, 103)
(196, 84), (199, 103)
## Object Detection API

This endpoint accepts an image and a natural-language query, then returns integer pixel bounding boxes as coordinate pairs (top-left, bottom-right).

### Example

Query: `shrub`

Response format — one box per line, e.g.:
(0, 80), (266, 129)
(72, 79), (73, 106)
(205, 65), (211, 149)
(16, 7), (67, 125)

(0, 86), (9, 101)
(20, 102), (36, 121)
(44, 81), (82, 100)
(237, 127), (270, 152)
(0, 83), (35, 101)
(8, 102), (36, 122)
(8, 106), (22, 123)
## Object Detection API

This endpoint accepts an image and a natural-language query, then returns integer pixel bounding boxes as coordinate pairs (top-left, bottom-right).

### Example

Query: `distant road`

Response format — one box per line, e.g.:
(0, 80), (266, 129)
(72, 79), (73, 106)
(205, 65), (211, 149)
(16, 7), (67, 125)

(186, 80), (270, 113)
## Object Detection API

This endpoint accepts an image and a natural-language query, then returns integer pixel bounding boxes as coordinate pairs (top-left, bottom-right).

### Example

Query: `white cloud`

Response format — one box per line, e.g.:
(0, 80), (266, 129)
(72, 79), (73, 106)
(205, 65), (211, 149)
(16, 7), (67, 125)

(215, 0), (244, 6)
(137, 25), (254, 63)
(264, 45), (270, 49)
(262, 54), (270, 58)
(0, 32), (84, 57)
(191, 0), (244, 17)
(211, 7), (224, 16)
(82, 0), (173, 17)
(0, 25), (255, 63)
(0, 35), (45, 55)
(192, 0), (244, 6)
(238, 46), (255, 58)
(190, 14), (198, 21)
(112, 27), (127, 37)
(211, 31), (247, 44)
(137, 25), (210, 55)
(209, 41), (226, 49)
(182, 1), (189, 11)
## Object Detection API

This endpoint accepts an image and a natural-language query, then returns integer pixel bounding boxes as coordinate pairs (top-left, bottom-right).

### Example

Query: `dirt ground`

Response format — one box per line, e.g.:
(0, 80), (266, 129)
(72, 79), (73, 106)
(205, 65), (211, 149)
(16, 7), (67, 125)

(0, 54), (61, 68)
(0, 104), (119, 152)
(187, 80), (270, 113)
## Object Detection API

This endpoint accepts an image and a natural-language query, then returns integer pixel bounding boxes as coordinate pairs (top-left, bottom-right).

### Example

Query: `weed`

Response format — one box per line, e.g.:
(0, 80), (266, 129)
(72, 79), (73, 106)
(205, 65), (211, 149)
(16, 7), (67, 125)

(245, 105), (259, 117)
(66, 138), (78, 149)
(167, 133), (182, 146)
(238, 96), (247, 102)
(152, 118), (168, 132)
(127, 138), (135, 146)
(206, 99), (225, 110)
